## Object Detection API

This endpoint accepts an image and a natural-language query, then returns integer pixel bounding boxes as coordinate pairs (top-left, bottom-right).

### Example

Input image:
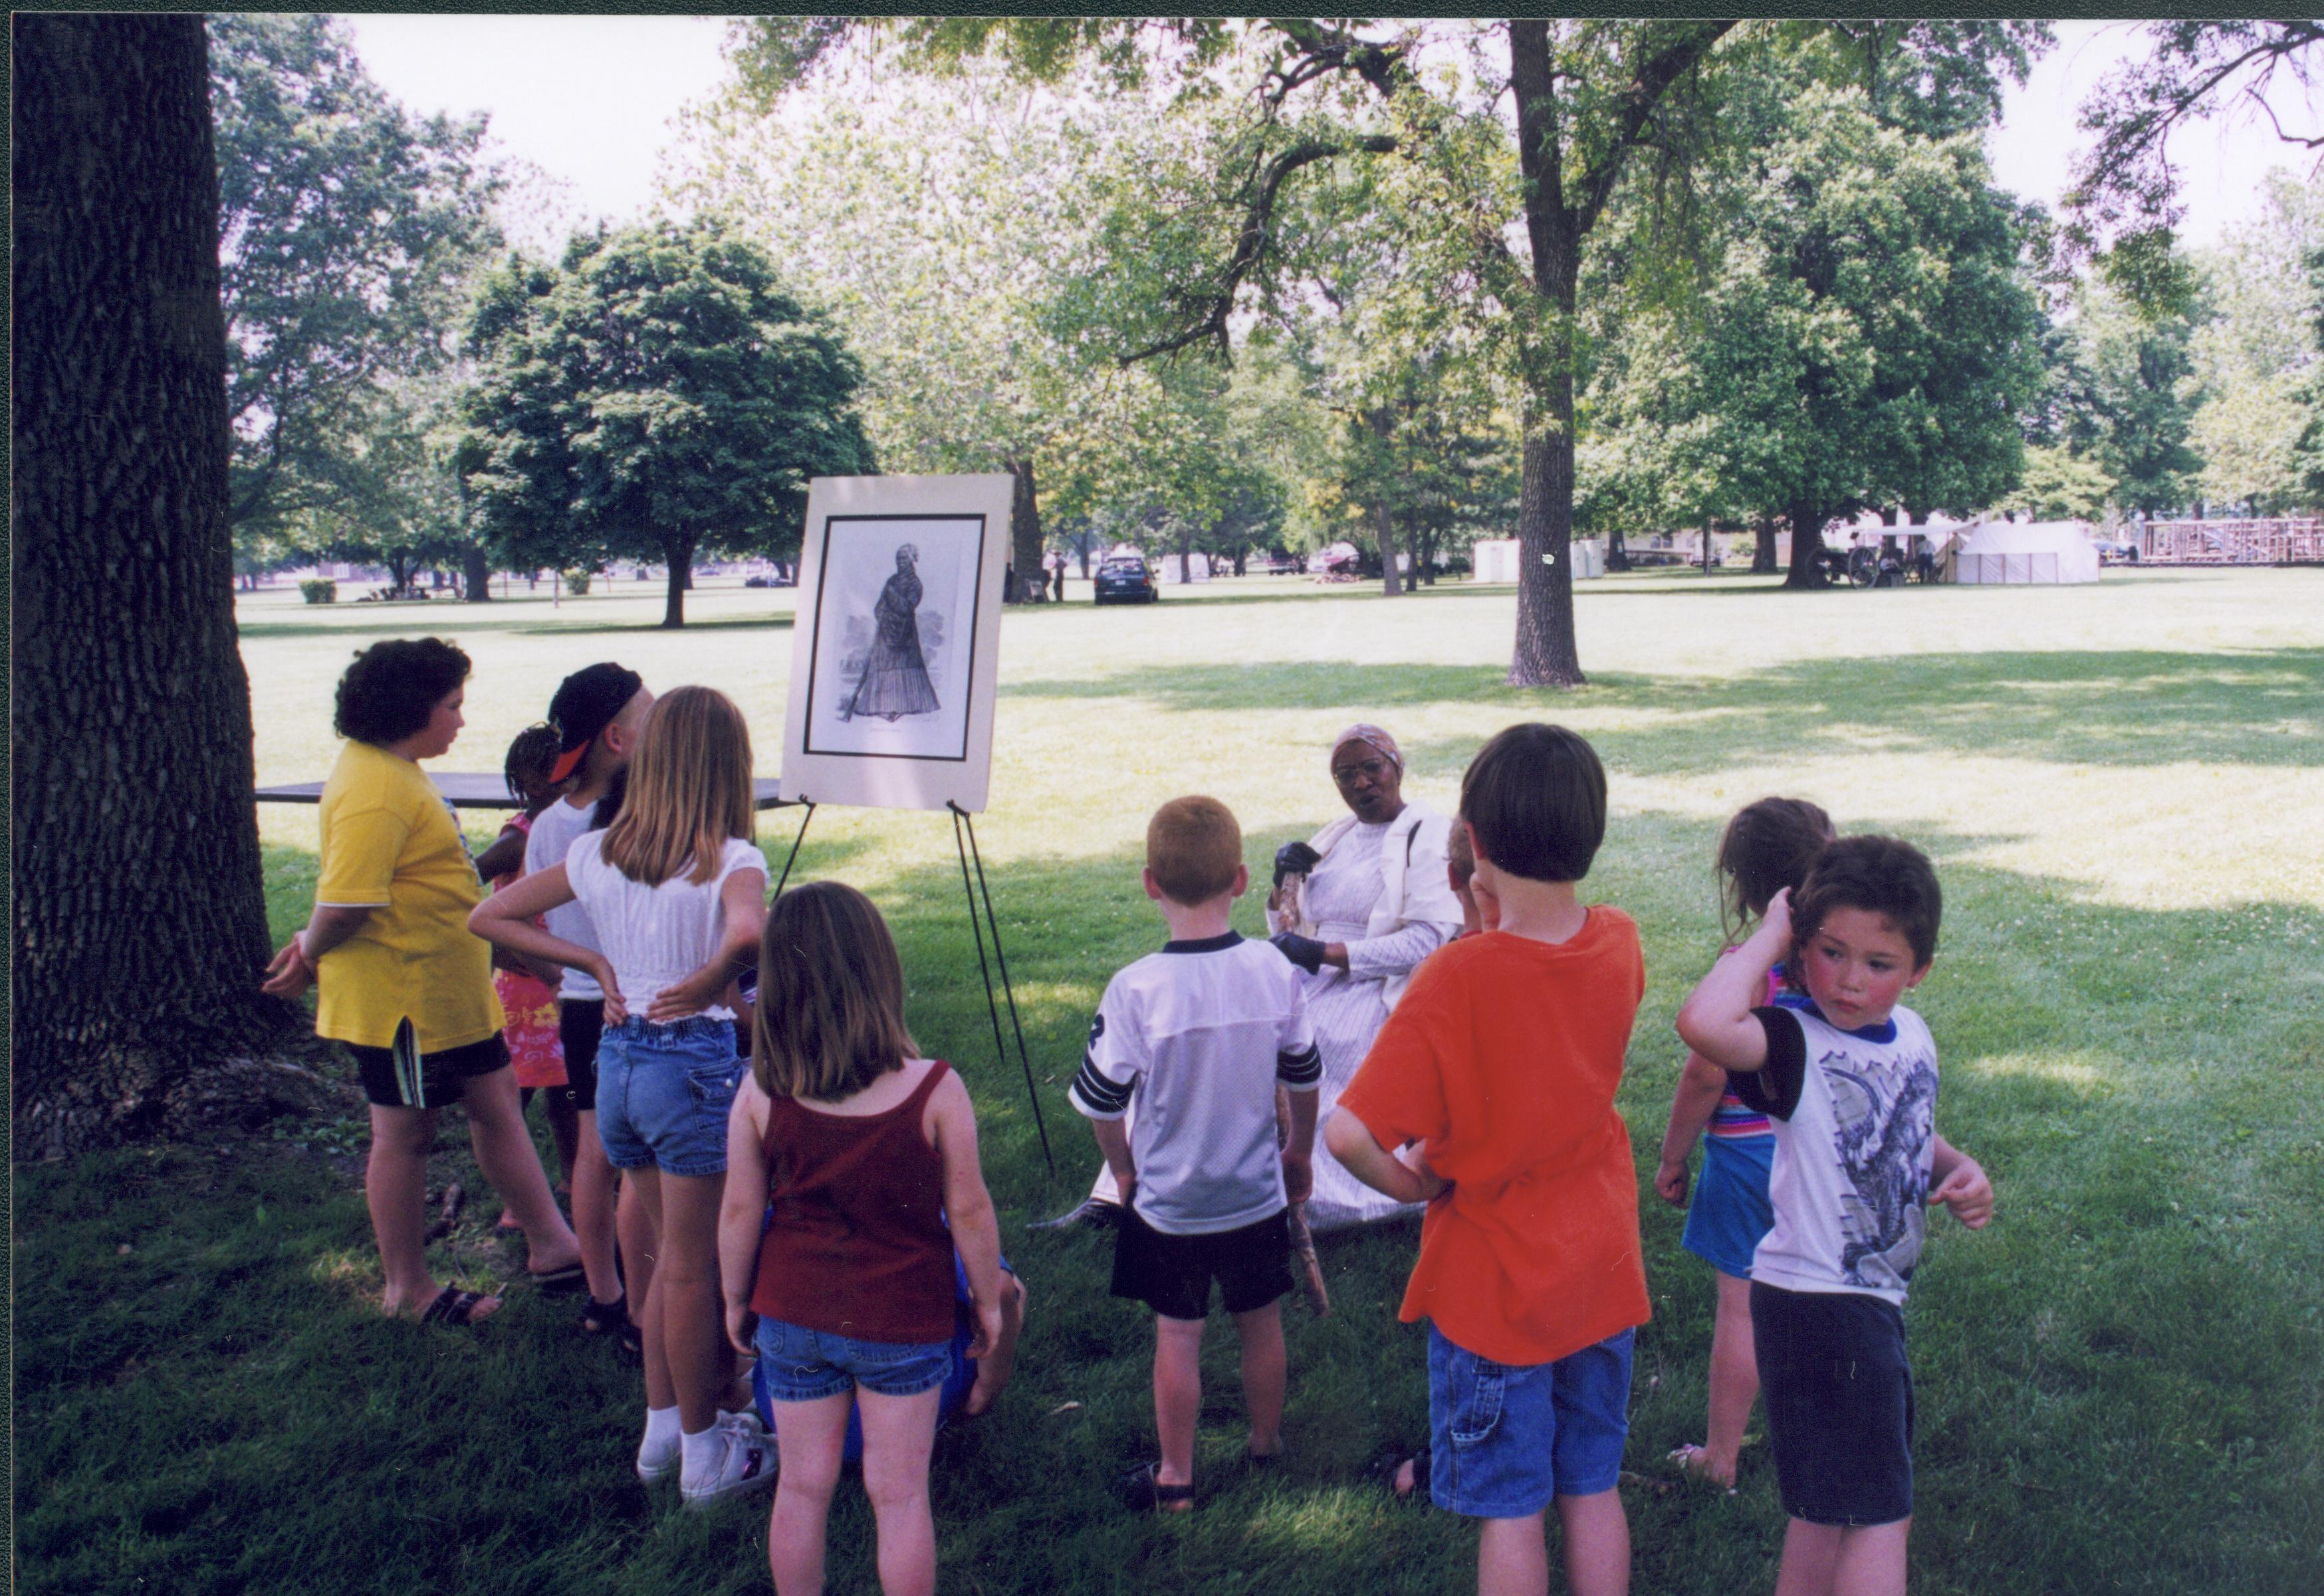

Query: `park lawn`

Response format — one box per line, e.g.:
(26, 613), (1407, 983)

(17, 566), (2324, 1594)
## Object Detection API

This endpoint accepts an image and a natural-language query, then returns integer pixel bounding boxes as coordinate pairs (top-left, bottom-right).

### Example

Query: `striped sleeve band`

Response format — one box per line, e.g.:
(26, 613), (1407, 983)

(1069, 1054), (1134, 1119)
(1276, 1043), (1323, 1087)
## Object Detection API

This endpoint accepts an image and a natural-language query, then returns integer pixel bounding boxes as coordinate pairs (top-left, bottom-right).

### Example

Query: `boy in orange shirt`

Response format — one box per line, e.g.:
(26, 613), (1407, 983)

(1327, 723), (1649, 1596)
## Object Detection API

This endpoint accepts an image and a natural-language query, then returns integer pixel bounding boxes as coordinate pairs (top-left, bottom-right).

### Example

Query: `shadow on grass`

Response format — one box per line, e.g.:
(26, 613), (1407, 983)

(1006, 647), (2324, 772)
(33, 812), (2322, 1595)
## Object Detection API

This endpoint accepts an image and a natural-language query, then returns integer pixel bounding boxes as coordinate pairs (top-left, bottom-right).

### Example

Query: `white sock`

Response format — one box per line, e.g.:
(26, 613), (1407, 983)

(680, 1422), (724, 1484)
(640, 1405), (681, 1456)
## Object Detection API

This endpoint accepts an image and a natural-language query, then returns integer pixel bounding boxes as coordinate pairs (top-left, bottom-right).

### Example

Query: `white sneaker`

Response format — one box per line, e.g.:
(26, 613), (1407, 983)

(636, 1426), (681, 1485)
(679, 1423), (778, 1510)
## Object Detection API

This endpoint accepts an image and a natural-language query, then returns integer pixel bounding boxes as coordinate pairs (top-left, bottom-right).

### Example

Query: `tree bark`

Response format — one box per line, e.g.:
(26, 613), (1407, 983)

(1754, 513), (1779, 574)
(659, 532), (695, 627)
(1006, 458), (1044, 602)
(1375, 499), (1403, 596)
(13, 13), (320, 1156)
(1786, 499), (1828, 590)
(1507, 21), (1583, 685)
(461, 540), (493, 602)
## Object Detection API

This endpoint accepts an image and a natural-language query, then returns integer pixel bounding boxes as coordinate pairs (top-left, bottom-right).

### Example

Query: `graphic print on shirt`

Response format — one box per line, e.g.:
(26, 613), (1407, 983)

(1824, 1047), (1937, 1292)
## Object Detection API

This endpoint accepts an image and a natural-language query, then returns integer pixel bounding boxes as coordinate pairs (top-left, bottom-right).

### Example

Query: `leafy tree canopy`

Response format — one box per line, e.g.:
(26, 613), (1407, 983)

(460, 219), (875, 626)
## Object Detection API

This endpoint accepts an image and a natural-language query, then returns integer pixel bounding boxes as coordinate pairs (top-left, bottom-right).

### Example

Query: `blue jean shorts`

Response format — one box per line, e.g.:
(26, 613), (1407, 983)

(1427, 1322), (1635, 1518)
(593, 1017), (745, 1177)
(1681, 1133), (1776, 1279)
(755, 1314), (954, 1402)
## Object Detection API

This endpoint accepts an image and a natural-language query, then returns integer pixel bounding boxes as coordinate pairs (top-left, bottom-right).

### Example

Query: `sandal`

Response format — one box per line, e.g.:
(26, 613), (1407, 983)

(527, 1262), (586, 1296)
(1367, 1444), (1431, 1504)
(1667, 1444), (1738, 1495)
(1116, 1461), (1195, 1514)
(417, 1286), (498, 1329)
(580, 1294), (630, 1336)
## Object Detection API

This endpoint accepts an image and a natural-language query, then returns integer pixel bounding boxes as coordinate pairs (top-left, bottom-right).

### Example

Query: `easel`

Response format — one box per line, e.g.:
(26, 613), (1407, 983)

(764, 797), (1054, 1176)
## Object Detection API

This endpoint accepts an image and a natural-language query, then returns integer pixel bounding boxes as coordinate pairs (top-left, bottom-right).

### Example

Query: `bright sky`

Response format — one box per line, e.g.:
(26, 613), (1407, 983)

(340, 15), (2313, 253)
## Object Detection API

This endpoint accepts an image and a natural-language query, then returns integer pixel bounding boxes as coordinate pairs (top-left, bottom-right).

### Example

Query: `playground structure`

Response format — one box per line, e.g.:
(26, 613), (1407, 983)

(2137, 518), (2324, 566)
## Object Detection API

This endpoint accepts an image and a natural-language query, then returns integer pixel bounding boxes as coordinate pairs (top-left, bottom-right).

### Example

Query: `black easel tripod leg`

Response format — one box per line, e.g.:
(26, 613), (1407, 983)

(771, 801), (815, 899)
(951, 805), (1054, 1176)
(959, 806), (1052, 1174)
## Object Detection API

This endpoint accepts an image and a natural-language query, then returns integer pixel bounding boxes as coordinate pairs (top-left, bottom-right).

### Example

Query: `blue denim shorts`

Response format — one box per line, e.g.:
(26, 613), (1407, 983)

(1681, 1133), (1776, 1279)
(593, 1017), (745, 1177)
(1427, 1322), (1635, 1518)
(755, 1314), (954, 1401)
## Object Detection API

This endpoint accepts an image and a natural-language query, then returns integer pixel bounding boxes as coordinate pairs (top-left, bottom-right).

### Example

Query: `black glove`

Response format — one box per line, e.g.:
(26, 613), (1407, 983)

(1272, 840), (1323, 889)
(1270, 932), (1327, 974)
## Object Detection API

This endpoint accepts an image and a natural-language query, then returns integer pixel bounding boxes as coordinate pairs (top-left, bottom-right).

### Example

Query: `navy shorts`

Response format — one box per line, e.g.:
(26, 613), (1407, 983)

(348, 1024), (508, 1110)
(755, 1315), (953, 1402)
(593, 1016), (745, 1177)
(1752, 1282), (1915, 1526)
(1681, 1133), (1776, 1278)
(1427, 1322), (1635, 1518)
(554, 1000), (604, 1113)
(1111, 1205), (1292, 1321)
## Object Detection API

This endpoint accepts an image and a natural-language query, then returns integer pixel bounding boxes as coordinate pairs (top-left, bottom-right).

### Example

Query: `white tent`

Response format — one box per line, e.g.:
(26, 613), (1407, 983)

(1156, 550), (1212, 584)
(1469, 538), (1603, 582)
(1939, 520), (2100, 585)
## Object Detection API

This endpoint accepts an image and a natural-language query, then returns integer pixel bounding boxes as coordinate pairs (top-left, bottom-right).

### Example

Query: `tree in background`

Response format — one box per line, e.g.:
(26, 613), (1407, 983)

(209, 13), (499, 564)
(2055, 277), (2206, 516)
(2185, 169), (2324, 514)
(460, 220), (875, 627)
(15, 13), (328, 1154)
(1998, 445), (2117, 522)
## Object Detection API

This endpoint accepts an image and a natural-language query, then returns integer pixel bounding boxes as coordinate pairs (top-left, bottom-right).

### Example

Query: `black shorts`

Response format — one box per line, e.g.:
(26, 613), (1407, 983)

(556, 1000), (603, 1113)
(348, 1024), (509, 1110)
(1752, 1282), (1915, 1527)
(1111, 1206), (1292, 1321)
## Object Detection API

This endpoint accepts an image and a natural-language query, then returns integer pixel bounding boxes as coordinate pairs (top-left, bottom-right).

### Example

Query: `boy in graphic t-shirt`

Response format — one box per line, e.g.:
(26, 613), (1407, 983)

(1068, 796), (1322, 1514)
(1677, 835), (1994, 1596)
(1328, 724), (1649, 1596)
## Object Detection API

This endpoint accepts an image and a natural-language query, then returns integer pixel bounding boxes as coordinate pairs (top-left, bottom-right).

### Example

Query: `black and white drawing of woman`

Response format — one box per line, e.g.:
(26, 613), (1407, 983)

(841, 543), (942, 722)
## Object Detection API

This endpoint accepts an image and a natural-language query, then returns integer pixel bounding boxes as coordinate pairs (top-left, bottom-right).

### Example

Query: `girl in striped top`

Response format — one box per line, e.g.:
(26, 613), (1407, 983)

(1653, 797), (1835, 1491)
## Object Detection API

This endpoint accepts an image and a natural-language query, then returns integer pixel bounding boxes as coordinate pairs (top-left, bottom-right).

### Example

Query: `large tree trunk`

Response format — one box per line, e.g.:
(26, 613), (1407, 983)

(13, 13), (323, 1156)
(1375, 500), (1403, 596)
(1786, 499), (1827, 590)
(659, 532), (695, 627)
(1507, 22), (1584, 685)
(1754, 513), (1779, 574)
(1006, 458), (1044, 602)
(461, 540), (493, 603)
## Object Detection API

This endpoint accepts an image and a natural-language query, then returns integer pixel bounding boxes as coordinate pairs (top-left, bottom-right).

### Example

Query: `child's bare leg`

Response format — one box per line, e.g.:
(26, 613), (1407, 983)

(963, 1271), (1026, 1417)
(459, 1067), (581, 1272)
(767, 1390), (852, 1596)
(1696, 1269), (1758, 1485)
(544, 1089), (580, 1191)
(1153, 1314), (1205, 1504)
(1232, 1299), (1287, 1455)
(655, 1169), (731, 1434)
(1476, 1512), (1550, 1596)
(857, 1385), (943, 1596)
(1773, 1518), (1845, 1596)
(624, 1169), (675, 1411)
(368, 1104), (477, 1315)
(1554, 1488), (1631, 1596)
(1829, 1520), (1909, 1596)
(572, 1111), (623, 1306)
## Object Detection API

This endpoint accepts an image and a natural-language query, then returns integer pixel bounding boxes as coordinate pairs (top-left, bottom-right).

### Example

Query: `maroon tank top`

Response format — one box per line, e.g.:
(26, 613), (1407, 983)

(751, 1060), (955, 1345)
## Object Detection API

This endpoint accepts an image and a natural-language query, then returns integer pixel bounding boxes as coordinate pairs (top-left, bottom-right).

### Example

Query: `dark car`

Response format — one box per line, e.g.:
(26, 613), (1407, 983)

(1094, 556), (1158, 605)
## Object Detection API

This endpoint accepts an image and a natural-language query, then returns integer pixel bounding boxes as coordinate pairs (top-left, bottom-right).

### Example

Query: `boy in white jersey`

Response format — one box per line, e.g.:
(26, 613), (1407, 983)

(1677, 836), (1993, 1596)
(1069, 796), (1322, 1513)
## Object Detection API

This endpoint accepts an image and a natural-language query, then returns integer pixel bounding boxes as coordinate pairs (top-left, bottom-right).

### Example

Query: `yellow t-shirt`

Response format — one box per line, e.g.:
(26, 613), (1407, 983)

(312, 740), (503, 1052)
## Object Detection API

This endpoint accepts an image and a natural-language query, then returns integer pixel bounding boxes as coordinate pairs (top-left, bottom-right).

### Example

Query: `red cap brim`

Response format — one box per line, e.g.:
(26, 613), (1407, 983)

(548, 739), (591, 784)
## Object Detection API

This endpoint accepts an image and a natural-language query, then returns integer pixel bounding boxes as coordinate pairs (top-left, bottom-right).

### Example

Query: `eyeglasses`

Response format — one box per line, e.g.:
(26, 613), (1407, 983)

(1332, 757), (1391, 786)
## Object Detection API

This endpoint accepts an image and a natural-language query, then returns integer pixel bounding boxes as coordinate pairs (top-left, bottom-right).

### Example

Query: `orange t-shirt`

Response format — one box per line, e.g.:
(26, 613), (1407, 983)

(1336, 909), (1651, 1366)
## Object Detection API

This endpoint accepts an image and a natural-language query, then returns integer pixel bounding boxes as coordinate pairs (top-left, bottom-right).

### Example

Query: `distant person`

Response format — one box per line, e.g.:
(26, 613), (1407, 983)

(1652, 798), (1833, 1492)
(1328, 725), (1649, 1596)
(1678, 838), (1994, 1596)
(471, 725), (583, 1235)
(1067, 796), (1320, 1511)
(721, 881), (1006, 1590)
(263, 638), (584, 1329)
(473, 687), (771, 1508)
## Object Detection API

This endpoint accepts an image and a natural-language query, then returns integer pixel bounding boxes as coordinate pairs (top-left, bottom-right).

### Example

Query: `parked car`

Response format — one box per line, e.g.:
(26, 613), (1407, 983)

(744, 575), (773, 588)
(1094, 556), (1159, 604)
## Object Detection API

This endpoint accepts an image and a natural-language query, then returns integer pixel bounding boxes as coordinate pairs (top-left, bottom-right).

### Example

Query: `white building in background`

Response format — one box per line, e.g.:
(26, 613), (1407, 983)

(1470, 538), (1605, 582)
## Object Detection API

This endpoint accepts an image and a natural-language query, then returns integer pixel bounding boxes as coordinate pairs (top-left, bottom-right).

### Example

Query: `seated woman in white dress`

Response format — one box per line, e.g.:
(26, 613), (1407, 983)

(1035, 724), (1462, 1233)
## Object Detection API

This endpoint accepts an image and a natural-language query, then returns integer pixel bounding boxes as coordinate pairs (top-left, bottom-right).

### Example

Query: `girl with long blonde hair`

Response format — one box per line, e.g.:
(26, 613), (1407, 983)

(473, 685), (775, 1506)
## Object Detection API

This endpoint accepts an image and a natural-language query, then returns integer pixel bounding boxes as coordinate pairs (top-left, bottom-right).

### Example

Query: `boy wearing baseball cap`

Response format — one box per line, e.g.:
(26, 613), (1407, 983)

(526, 663), (653, 1333)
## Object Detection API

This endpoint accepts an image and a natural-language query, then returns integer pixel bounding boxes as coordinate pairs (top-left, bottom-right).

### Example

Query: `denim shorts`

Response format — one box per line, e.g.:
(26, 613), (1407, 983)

(593, 1016), (745, 1176)
(755, 1314), (954, 1401)
(1427, 1322), (1635, 1518)
(1681, 1133), (1776, 1279)
(1752, 1283), (1914, 1526)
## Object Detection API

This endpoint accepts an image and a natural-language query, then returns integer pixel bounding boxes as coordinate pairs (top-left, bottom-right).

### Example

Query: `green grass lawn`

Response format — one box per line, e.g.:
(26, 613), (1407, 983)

(18, 566), (2324, 1593)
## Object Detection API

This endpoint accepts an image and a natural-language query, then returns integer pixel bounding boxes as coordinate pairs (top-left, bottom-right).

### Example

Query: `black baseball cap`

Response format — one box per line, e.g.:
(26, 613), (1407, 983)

(546, 663), (645, 783)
